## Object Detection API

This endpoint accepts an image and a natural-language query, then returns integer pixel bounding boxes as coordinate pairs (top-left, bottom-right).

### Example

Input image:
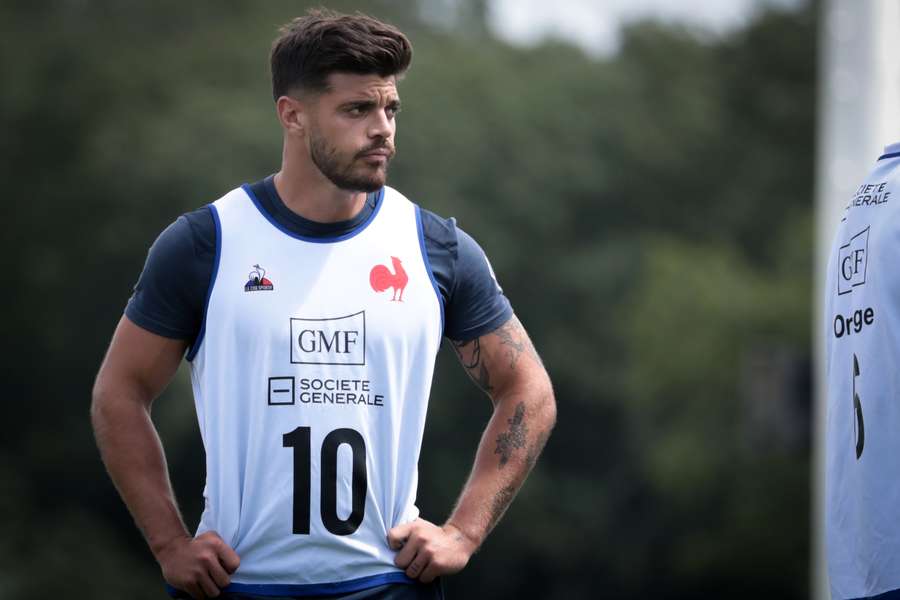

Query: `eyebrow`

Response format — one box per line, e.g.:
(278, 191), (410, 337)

(339, 98), (402, 110)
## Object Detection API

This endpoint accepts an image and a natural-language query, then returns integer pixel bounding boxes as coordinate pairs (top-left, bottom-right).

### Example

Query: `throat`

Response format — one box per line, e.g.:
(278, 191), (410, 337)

(273, 171), (368, 223)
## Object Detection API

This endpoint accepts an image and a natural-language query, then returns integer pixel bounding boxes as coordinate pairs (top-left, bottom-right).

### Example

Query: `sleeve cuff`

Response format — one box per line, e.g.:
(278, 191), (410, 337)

(446, 304), (513, 342)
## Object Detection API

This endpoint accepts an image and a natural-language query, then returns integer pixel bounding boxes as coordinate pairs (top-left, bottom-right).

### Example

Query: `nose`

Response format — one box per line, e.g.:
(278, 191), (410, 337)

(367, 108), (394, 141)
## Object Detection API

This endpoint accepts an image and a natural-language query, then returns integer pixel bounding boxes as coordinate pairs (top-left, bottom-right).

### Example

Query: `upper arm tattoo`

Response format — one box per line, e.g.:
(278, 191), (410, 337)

(450, 336), (493, 394)
(450, 315), (543, 397)
(493, 317), (543, 370)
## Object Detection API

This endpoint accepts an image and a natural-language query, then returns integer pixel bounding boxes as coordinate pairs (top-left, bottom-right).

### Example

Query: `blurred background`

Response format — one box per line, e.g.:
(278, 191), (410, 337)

(0, 0), (843, 597)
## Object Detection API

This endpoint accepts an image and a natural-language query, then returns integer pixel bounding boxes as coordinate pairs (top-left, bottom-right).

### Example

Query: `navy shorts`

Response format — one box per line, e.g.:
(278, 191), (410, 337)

(170, 581), (444, 600)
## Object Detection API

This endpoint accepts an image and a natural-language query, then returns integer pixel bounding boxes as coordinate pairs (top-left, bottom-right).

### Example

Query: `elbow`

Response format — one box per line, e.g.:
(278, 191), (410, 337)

(90, 378), (112, 434)
(90, 373), (131, 434)
(90, 372), (153, 434)
(520, 370), (555, 432)
(496, 370), (556, 430)
(539, 379), (557, 432)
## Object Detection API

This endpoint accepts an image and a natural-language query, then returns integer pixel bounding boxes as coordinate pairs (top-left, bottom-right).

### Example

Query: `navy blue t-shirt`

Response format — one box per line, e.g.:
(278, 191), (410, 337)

(125, 176), (512, 347)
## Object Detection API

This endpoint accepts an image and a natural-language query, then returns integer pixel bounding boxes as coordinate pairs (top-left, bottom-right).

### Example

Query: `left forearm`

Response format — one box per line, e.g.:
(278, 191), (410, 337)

(445, 380), (555, 550)
(386, 315), (553, 583)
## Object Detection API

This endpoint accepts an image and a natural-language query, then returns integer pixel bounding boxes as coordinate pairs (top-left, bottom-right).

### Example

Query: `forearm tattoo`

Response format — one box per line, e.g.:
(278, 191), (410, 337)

(488, 484), (517, 532)
(449, 316), (555, 539)
(485, 414), (551, 533)
(494, 403), (528, 467)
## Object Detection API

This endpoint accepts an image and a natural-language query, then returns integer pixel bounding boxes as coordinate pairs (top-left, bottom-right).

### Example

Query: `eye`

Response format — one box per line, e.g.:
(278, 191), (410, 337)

(347, 106), (365, 117)
(386, 104), (401, 118)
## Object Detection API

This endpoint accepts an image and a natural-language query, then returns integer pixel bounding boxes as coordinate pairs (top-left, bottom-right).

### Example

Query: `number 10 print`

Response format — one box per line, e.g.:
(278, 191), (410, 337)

(283, 427), (367, 535)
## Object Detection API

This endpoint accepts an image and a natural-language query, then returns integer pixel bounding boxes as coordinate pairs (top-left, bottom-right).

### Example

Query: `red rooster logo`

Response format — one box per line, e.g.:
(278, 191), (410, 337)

(369, 256), (408, 301)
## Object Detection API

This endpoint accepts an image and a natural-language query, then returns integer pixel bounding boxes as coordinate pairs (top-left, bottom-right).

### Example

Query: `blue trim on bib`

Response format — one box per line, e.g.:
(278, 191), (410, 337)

(848, 587), (900, 600)
(186, 204), (222, 362)
(878, 151), (900, 161)
(166, 571), (413, 598)
(415, 205), (445, 336)
(242, 184), (384, 243)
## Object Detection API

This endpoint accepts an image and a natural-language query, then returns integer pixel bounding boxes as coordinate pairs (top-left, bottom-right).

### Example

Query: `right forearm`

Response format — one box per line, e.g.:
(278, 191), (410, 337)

(91, 391), (189, 557)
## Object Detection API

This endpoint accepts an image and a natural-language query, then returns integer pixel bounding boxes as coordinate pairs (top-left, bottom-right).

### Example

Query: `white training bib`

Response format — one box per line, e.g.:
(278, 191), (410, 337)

(825, 142), (900, 600)
(187, 185), (443, 595)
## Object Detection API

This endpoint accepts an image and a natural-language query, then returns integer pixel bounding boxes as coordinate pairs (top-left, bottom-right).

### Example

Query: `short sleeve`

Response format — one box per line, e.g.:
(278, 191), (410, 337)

(124, 208), (216, 340)
(443, 227), (513, 342)
(420, 209), (513, 341)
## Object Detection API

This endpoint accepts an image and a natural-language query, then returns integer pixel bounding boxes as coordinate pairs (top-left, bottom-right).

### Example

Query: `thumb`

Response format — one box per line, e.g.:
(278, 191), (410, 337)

(204, 531), (241, 574)
(217, 542), (241, 574)
(387, 521), (414, 550)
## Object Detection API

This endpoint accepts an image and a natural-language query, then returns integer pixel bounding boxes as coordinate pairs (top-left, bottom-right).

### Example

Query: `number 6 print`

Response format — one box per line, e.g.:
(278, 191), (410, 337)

(853, 354), (865, 460)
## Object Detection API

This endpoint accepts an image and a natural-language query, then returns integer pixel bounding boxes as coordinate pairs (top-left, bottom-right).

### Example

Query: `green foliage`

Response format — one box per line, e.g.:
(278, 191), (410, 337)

(1, 1), (815, 597)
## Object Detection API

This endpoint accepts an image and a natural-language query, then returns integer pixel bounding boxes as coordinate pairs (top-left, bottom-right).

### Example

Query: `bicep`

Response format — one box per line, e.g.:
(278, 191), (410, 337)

(449, 314), (546, 401)
(94, 315), (188, 407)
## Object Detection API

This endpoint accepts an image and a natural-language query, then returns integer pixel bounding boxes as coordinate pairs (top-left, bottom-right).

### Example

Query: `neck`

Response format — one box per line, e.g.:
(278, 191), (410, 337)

(273, 141), (366, 224)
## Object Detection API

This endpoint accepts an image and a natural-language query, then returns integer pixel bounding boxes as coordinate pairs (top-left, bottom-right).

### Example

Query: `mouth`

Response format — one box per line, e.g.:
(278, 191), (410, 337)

(357, 146), (394, 160)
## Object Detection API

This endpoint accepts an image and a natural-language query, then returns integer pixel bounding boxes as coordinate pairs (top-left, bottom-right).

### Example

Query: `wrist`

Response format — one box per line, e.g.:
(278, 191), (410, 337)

(149, 531), (191, 561)
(442, 521), (481, 556)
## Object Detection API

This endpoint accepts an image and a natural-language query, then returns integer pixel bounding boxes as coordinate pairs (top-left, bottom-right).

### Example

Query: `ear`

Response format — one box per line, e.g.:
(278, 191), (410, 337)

(276, 96), (307, 136)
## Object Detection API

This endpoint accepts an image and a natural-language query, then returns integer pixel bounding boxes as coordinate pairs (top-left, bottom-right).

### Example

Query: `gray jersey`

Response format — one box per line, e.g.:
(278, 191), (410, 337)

(825, 142), (900, 599)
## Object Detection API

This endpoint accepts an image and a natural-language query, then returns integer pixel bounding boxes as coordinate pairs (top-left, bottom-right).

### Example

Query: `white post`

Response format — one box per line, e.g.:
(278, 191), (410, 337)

(813, 1), (900, 598)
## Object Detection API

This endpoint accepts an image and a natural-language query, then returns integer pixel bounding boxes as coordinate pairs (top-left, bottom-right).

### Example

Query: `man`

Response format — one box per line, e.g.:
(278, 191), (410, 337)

(90, 9), (555, 600)
(825, 141), (900, 599)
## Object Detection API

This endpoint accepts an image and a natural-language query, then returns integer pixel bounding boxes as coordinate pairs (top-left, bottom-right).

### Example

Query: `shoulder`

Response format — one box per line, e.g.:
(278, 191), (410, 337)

(411, 203), (512, 342)
(182, 206), (216, 256)
(144, 207), (214, 265)
(384, 186), (451, 238)
(419, 207), (459, 259)
(209, 184), (258, 214)
(124, 206), (217, 340)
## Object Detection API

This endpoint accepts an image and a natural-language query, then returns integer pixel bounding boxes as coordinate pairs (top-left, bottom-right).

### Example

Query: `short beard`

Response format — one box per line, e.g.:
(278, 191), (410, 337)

(309, 129), (388, 193)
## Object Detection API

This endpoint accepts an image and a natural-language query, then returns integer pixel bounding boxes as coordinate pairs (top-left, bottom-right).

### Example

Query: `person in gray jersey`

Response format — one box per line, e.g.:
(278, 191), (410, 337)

(91, 9), (556, 600)
(824, 142), (900, 600)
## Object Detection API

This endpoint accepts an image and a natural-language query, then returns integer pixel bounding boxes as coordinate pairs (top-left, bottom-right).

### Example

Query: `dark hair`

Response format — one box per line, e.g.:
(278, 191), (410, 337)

(270, 9), (413, 100)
